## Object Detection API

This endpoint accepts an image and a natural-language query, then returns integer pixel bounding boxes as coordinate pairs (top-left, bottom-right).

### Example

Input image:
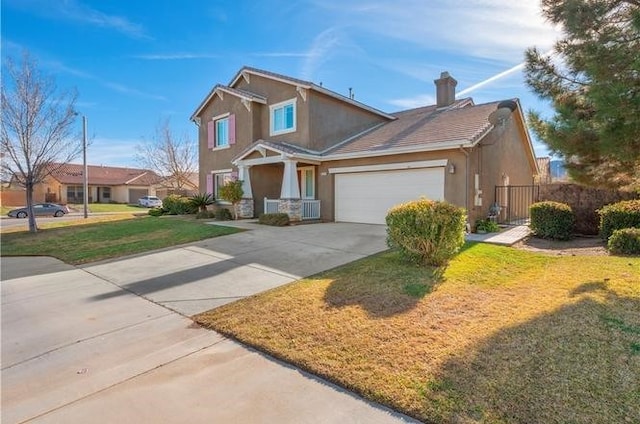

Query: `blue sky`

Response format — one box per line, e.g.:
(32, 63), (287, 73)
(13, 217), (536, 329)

(2, 0), (561, 168)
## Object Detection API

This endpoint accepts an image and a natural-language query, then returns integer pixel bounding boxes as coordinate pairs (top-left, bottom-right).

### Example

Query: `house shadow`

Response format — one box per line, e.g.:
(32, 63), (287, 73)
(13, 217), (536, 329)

(424, 282), (640, 423)
(89, 256), (243, 302)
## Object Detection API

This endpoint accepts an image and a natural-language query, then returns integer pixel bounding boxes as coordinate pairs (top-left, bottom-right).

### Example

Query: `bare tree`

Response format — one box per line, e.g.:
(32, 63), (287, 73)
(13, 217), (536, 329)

(1, 51), (81, 233)
(136, 118), (197, 192)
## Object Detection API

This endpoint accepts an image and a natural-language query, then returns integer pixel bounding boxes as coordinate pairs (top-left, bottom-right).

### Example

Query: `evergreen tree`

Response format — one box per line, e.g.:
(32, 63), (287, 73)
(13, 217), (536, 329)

(525, 0), (640, 190)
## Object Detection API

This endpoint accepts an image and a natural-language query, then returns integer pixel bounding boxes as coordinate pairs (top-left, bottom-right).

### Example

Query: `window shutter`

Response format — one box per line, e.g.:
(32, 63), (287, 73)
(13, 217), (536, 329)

(206, 174), (213, 195)
(228, 114), (236, 145)
(207, 121), (215, 149)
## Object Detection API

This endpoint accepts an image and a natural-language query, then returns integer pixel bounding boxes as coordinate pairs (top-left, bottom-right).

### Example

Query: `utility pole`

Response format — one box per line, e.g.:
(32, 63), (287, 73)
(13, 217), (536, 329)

(83, 116), (88, 219)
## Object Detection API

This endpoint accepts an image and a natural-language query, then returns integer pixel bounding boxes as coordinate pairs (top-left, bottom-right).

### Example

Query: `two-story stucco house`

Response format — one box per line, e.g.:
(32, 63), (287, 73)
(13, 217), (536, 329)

(192, 67), (538, 225)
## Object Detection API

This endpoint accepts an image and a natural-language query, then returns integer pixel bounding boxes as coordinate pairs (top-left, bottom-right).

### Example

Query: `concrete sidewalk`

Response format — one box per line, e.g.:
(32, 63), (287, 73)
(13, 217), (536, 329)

(2, 223), (416, 424)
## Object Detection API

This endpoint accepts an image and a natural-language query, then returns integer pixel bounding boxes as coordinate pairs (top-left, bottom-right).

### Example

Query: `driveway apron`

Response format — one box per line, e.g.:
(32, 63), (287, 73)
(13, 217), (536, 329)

(2, 223), (416, 423)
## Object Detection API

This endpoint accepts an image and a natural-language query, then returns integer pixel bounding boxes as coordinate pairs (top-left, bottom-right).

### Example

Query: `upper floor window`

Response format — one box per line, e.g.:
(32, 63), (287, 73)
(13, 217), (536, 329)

(270, 99), (296, 135)
(216, 118), (229, 147)
(207, 113), (235, 149)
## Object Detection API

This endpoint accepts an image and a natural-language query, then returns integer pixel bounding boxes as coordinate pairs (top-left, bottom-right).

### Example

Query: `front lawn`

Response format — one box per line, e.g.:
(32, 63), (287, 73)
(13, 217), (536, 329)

(195, 243), (640, 424)
(1, 216), (240, 264)
(68, 203), (145, 213)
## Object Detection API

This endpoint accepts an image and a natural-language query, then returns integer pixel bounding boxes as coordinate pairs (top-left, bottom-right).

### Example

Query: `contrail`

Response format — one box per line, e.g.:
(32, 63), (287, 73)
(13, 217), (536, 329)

(457, 50), (554, 97)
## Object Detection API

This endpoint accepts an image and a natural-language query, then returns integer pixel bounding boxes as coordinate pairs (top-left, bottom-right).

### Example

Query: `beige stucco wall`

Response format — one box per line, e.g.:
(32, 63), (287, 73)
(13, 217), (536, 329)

(467, 111), (537, 223)
(308, 92), (389, 151)
(249, 163), (282, 215)
(198, 88), (258, 192)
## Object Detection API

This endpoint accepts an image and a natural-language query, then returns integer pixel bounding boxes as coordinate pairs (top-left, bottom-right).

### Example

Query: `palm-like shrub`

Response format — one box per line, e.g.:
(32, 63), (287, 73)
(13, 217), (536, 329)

(189, 193), (215, 212)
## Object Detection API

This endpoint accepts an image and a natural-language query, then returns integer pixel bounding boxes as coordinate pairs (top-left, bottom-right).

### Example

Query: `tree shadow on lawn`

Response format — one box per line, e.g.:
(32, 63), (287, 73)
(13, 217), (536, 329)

(322, 251), (446, 318)
(423, 282), (640, 424)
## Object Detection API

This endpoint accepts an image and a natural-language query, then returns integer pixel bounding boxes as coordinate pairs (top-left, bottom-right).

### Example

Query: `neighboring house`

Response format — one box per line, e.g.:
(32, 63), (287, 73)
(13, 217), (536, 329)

(7, 163), (163, 205)
(192, 67), (538, 225)
(155, 172), (200, 199)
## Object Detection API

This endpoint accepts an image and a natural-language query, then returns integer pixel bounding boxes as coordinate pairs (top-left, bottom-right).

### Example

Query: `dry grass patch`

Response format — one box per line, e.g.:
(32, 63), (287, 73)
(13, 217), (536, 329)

(194, 243), (640, 424)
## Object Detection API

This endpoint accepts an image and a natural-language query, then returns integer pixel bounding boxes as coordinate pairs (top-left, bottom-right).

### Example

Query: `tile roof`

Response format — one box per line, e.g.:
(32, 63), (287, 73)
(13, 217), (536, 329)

(325, 99), (505, 155)
(49, 164), (162, 186)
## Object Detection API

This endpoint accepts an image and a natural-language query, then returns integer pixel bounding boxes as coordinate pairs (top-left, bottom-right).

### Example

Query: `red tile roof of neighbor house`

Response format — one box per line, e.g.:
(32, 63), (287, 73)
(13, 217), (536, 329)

(49, 164), (162, 186)
(325, 99), (504, 155)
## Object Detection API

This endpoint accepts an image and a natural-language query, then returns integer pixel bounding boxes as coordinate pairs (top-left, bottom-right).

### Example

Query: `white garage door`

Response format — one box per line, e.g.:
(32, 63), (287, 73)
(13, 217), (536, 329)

(335, 167), (445, 225)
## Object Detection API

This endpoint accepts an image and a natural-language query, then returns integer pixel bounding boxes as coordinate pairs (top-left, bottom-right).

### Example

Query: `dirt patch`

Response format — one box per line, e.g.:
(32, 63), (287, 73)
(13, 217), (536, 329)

(513, 235), (608, 256)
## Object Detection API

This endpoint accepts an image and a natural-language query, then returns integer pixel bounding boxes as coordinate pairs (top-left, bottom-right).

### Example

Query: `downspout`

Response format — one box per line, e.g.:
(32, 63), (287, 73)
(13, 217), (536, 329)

(459, 145), (470, 232)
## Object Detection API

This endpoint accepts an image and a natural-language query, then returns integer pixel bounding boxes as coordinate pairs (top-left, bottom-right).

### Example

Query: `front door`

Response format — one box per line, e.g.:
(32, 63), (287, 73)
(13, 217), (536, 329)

(297, 166), (315, 199)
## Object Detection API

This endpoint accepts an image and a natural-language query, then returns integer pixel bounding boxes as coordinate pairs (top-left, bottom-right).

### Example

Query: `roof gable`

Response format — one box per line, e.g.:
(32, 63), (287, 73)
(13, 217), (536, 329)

(191, 66), (395, 123)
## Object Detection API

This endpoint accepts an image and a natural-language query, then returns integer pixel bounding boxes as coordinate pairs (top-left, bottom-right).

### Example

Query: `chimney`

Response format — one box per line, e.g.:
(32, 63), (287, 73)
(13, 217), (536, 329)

(434, 71), (457, 108)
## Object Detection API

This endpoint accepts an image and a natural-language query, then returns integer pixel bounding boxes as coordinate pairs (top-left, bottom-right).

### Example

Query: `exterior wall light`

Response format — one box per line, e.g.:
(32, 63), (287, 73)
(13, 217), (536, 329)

(448, 163), (456, 174)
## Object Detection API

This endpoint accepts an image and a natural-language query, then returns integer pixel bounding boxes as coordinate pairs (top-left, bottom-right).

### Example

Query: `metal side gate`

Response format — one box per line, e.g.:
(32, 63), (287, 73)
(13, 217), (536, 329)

(494, 185), (540, 225)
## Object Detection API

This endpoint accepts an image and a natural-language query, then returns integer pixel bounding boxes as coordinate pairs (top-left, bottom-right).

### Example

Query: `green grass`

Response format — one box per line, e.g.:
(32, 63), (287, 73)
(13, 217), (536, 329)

(195, 243), (640, 424)
(69, 203), (145, 213)
(1, 216), (240, 264)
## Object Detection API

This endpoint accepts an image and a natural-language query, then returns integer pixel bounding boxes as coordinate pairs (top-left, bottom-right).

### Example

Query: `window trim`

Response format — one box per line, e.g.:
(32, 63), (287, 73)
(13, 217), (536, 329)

(269, 98), (297, 136)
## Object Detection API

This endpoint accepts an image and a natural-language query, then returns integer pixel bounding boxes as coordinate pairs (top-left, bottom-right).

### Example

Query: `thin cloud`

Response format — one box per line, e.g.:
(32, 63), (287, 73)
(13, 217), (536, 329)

(458, 50), (555, 96)
(252, 52), (312, 58)
(132, 53), (220, 60)
(103, 82), (166, 101)
(4, 0), (150, 40)
(311, 0), (560, 62)
(301, 27), (343, 80)
(43, 56), (166, 101)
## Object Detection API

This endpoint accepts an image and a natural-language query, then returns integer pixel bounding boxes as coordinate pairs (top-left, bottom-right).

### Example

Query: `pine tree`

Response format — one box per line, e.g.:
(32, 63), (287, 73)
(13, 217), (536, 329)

(525, 0), (640, 190)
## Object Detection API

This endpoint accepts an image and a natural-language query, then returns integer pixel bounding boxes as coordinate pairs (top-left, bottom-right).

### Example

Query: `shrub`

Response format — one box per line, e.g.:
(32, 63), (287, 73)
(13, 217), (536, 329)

(162, 194), (197, 215)
(218, 180), (244, 219)
(475, 218), (500, 233)
(597, 199), (640, 240)
(215, 208), (233, 221)
(258, 213), (290, 226)
(386, 198), (466, 267)
(148, 208), (164, 217)
(196, 210), (216, 219)
(607, 227), (640, 255)
(529, 201), (575, 240)
(190, 193), (215, 212)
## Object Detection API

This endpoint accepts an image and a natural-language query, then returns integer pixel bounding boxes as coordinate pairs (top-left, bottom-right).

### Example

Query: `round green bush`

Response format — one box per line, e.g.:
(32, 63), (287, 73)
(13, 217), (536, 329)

(598, 199), (640, 240)
(529, 201), (575, 240)
(607, 227), (640, 255)
(386, 198), (466, 267)
(148, 208), (164, 217)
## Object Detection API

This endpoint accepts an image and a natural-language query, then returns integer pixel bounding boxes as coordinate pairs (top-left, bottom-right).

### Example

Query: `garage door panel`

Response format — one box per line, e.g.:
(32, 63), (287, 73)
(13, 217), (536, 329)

(335, 168), (444, 225)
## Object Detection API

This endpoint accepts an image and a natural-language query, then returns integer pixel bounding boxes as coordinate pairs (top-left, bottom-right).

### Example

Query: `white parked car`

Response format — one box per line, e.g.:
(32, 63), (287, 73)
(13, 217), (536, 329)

(138, 195), (162, 208)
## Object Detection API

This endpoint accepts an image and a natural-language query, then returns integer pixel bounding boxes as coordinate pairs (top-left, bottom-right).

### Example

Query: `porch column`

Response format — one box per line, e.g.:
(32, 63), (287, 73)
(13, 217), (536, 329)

(279, 159), (302, 221)
(280, 159), (300, 199)
(238, 164), (253, 198)
(237, 164), (254, 219)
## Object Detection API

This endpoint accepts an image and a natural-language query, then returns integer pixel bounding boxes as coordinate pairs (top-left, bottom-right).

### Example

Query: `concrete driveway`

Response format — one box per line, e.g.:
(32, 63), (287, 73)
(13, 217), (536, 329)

(2, 223), (417, 423)
(81, 222), (388, 316)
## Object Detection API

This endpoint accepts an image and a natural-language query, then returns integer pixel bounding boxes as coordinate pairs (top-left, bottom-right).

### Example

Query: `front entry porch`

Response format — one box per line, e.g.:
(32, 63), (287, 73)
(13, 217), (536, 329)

(232, 141), (322, 222)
